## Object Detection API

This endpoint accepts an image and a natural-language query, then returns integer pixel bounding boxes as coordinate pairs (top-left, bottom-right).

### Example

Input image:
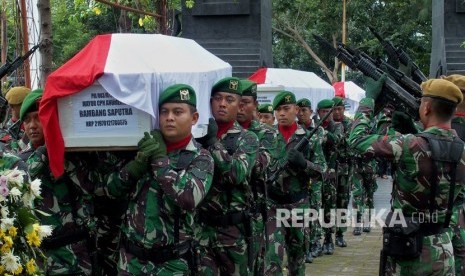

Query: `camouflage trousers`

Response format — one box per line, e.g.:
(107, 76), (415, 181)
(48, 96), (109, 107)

(352, 171), (377, 222)
(384, 231), (455, 276)
(252, 211), (265, 275)
(261, 205), (285, 275)
(308, 180), (323, 244)
(275, 198), (309, 276)
(199, 223), (250, 276)
(118, 246), (190, 275)
(449, 202), (465, 275)
(42, 240), (93, 275)
(322, 178), (337, 235)
(336, 171), (351, 235)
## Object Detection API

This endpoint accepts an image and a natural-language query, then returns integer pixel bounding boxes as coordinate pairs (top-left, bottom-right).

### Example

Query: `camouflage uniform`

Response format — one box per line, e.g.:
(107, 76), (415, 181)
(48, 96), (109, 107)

(321, 120), (344, 252)
(335, 115), (353, 243)
(107, 138), (214, 275)
(450, 115), (465, 275)
(351, 156), (377, 231)
(270, 123), (327, 275)
(349, 97), (465, 275)
(27, 149), (95, 275)
(197, 122), (259, 276)
(242, 119), (284, 275)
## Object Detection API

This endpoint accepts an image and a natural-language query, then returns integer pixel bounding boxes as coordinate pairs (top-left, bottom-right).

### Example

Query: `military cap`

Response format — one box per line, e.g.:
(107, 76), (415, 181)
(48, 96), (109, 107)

(258, 103), (274, 114)
(317, 99), (335, 109)
(240, 79), (258, 98)
(159, 84), (196, 107)
(421, 79), (463, 104)
(296, 98), (312, 108)
(5, 86), (31, 105)
(443, 74), (465, 92)
(211, 77), (242, 96)
(332, 96), (345, 107)
(272, 91), (296, 110)
(20, 88), (43, 121)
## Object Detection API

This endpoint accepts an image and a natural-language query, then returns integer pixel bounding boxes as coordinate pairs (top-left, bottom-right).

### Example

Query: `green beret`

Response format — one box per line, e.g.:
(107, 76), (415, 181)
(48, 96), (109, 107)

(240, 79), (257, 98)
(159, 84), (196, 107)
(443, 74), (465, 91)
(212, 77), (242, 96)
(296, 98), (312, 108)
(272, 91), (296, 110)
(317, 99), (335, 109)
(258, 104), (274, 114)
(5, 86), (31, 105)
(332, 96), (345, 107)
(421, 79), (463, 104)
(20, 88), (43, 121)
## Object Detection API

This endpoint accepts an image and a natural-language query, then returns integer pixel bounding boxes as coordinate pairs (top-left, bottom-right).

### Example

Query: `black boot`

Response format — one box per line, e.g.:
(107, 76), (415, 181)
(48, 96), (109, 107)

(335, 234), (347, 247)
(323, 235), (334, 255)
(353, 211), (362, 235)
(310, 242), (319, 258)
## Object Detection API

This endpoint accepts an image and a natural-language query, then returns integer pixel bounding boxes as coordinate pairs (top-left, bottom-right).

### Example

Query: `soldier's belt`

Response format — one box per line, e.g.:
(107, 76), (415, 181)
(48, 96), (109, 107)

(198, 210), (249, 227)
(268, 191), (308, 205)
(42, 229), (90, 250)
(123, 238), (194, 264)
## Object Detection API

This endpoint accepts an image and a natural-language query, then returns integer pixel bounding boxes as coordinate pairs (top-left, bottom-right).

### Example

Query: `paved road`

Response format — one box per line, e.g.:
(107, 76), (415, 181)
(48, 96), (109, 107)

(301, 176), (393, 275)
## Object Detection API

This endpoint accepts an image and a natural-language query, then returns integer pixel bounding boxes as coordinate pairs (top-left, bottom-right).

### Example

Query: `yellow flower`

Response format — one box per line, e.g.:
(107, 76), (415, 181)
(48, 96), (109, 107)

(13, 265), (22, 275)
(7, 227), (16, 238)
(26, 231), (40, 247)
(0, 228), (5, 239)
(26, 259), (36, 274)
(0, 243), (11, 254)
(92, 7), (101, 15)
(0, 264), (4, 273)
(32, 223), (39, 232)
(3, 236), (12, 247)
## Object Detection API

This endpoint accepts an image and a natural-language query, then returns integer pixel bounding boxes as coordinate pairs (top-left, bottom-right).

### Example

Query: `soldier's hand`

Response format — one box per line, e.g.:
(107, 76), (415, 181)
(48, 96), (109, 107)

(196, 118), (218, 148)
(365, 74), (387, 101)
(124, 159), (147, 180)
(391, 111), (418, 134)
(138, 130), (167, 160)
(286, 148), (307, 169)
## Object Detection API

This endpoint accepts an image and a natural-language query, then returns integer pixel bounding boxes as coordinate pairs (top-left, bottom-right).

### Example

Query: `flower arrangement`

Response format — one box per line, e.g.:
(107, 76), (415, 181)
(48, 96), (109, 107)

(0, 168), (52, 275)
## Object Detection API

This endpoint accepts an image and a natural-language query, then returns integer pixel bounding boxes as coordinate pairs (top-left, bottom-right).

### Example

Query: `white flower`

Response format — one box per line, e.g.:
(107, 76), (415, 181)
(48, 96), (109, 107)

(1, 251), (21, 272)
(21, 192), (34, 208)
(6, 168), (24, 188)
(8, 187), (21, 202)
(0, 206), (9, 219)
(30, 178), (42, 197)
(0, 218), (14, 230)
(37, 225), (53, 239)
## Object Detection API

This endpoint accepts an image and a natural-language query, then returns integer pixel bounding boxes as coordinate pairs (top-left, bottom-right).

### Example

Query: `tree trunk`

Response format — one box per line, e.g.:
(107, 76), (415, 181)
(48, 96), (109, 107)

(37, 0), (52, 87)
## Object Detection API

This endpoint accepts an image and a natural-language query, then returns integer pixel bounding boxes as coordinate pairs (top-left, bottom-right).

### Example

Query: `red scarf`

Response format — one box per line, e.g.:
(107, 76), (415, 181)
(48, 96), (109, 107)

(455, 112), (465, 118)
(217, 121), (235, 139)
(321, 120), (330, 129)
(279, 122), (297, 142)
(166, 134), (192, 153)
(239, 120), (252, 130)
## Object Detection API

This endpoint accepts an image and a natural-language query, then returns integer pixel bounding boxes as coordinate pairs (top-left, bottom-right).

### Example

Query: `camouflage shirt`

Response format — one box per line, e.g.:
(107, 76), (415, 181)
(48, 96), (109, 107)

(349, 98), (465, 222)
(271, 124), (327, 196)
(112, 138), (214, 248)
(199, 121), (259, 215)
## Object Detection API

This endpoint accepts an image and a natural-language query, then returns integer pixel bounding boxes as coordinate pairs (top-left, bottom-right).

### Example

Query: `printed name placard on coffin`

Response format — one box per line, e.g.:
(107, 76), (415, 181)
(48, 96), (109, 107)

(58, 83), (152, 150)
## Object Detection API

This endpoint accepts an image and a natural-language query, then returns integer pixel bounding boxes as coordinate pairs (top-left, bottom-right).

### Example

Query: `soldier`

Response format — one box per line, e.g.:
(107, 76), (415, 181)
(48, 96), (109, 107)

(350, 77), (465, 275)
(296, 98), (325, 263)
(332, 97), (353, 243)
(195, 77), (259, 275)
(237, 79), (285, 274)
(258, 103), (275, 126)
(442, 74), (465, 275)
(317, 99), (344, 254)
(2, 86), (30, 152)
(21, 89), (95, 275)
(271, 91), (327, 275)
(108, 83), (214, 274)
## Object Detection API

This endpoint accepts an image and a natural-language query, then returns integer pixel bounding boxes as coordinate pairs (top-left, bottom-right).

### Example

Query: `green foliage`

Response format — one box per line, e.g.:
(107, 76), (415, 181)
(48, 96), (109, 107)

(272, 0), (432, 83)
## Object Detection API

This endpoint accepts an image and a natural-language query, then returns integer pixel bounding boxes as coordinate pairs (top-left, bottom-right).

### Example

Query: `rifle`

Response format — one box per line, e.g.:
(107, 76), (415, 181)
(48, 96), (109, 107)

(313, 34), (420, 121)
(7, 119), (22, 140)
(267, 107), (334, 185)
(376, 59), (422, 99)
(368, 27), (427, 84)
(0, 44), (39, 80)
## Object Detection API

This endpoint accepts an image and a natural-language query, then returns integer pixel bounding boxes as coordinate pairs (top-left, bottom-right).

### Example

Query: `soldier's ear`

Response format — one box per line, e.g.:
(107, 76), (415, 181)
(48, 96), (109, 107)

(191, 111), (199, 125)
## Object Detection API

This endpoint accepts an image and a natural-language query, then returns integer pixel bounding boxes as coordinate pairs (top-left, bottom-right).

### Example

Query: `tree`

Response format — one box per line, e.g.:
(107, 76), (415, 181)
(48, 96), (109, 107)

(272, 0), (432, 84)
(37, 0), (52, 87)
